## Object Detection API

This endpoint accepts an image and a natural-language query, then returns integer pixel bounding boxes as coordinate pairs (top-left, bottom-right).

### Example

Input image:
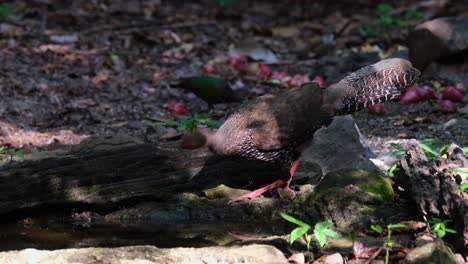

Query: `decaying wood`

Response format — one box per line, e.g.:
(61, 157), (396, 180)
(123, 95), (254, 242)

(0, 136), (283, 217)
(397, 139), (468, 247)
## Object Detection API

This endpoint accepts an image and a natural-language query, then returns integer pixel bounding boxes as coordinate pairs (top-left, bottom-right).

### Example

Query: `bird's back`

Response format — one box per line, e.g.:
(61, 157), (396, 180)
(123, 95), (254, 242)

(211, 82), (325, 163)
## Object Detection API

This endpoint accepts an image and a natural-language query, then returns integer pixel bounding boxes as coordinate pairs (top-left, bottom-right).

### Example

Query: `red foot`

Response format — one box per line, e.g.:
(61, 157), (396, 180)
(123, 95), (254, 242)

(228, 160), (300, 204)
(228, 179), (296, 204)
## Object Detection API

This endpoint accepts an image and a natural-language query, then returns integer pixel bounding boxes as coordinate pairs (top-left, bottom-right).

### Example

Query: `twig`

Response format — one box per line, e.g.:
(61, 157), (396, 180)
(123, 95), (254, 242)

(364, 247), (383, 264)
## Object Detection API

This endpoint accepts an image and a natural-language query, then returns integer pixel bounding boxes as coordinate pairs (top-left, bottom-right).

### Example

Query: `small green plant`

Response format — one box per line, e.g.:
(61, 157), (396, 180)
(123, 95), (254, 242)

(387, 163), (400, 178)
(462, 147), (468, 153)
(418, 139), (448, 159)
(460, 183), (468, 193)
(280, 213), (342, 252)
(430, 80), (445, 93)
(0, 3), (15, 16)
(146, 116), (222, 132)
(390, 143), (405, 157)
(450, 167), (468, 174)
(449, 168), (468, 193)
(361, 3), (422, 37)
(0, 146), (24, 161)
(371, 223), (407, 264)
(428, 217), (457, 238)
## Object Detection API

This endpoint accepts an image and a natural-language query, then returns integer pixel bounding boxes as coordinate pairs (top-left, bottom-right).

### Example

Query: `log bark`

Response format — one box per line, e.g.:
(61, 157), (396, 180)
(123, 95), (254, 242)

(397, 139), (468, 248)
(0, 136), (283, 217)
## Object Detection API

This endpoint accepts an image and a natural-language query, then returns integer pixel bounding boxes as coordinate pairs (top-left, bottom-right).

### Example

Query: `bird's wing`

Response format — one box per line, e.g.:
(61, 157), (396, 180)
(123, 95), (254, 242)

(248, 82), (324, 151)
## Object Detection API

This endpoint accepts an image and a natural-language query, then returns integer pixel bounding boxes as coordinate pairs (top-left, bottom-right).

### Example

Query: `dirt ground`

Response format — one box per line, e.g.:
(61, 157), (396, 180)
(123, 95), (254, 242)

(0, 0), (466, 155)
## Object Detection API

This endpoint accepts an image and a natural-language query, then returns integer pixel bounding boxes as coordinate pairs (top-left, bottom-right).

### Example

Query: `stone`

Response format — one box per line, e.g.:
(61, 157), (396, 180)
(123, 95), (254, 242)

(401, 239), (457, 264)
(301, 116), (377, 176)
(325, 252), (344, 264)
(0, 245), (288, 264)
(308, 169), (395, 232)
(408, 16), (468, 71)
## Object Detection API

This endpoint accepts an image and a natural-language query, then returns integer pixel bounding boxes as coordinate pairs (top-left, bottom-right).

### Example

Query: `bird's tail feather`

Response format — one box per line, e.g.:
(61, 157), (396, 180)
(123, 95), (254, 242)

(334, 58), (420, 115)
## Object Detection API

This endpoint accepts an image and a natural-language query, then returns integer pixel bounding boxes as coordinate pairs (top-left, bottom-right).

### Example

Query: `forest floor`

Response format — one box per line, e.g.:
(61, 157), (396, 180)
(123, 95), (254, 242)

(0, 1), (467, 156)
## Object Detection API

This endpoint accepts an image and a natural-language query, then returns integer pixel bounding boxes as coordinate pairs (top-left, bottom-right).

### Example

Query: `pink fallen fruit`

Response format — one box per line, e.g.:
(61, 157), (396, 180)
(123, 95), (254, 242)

(416, 85), (433, 101)
(368, 103), (384, 115)
(271, 70), (289, 81)
(442, 85), (464, 102)
(257, 64), (272, 80)
(286, 74), (310, 88)
(201, 63), (217, 74)
(227, 55), (247, 72)
(312, 75), (326, 88)
(400, 86), (421, 103)
(166, 101), (189, 115)
(429, 88), (442, 100)
(438, 100), (457, 113)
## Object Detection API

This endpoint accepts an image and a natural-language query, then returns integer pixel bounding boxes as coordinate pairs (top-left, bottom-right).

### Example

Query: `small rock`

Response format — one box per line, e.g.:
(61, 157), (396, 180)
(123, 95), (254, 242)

(325, 252), (343, 264)
(302, 116), (377, 175)
(288, 252), (305, 264)
(272, 26), (300, 38)
(127, 120), (143, 130)
(310, 169), (394, 232)
(402, 238), (457, 264)
(444, 118), (468, 129)
(203, 184), (249, 199)
(397, 133), (413, 139)
(408, 16), (468, 71)
(0, 245), (289, 264)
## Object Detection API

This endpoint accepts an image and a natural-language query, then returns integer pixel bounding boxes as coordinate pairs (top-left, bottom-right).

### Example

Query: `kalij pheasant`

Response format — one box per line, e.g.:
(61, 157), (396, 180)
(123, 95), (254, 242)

(182, 58), (420, 203)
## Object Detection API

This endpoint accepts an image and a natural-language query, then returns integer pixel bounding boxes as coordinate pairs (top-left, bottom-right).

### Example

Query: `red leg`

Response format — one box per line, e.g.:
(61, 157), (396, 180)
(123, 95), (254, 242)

(227, 179), (286, 204)
(228, 160), (300, 204)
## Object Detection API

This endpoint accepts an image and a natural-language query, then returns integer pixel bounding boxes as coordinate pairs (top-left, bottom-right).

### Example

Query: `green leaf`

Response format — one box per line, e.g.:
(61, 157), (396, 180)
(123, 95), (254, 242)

(460, 183), (468, 193)
(14, 151), (24, 158)
(388, 163), (399, 178)
(439, 145), (449, 156)
(436, 229), (446, 238)
(445, 228), (457, 234)
(360, 26), (377, 37)
(314, 229), (328, 247)
(290, 226), (309, 244)
(305, 234), (312, 251)
(432, 223), (442, 231)
(314, 221), (331, 231)
(377, 3), (395, 13)
(427, 217), (441, 223)
(390, 143), (405, 157)
(204, 120), (223, 128)
(450, 168), (468, 174)
(419, 142), (439, 158)
(0, 3), (15, 16)
(404, 9), (423, 19)
(378, 15), (393, 25)
(420, 138), (442, 145)
(110, 53), (120, 62)
(387, 223), (407, 229)
(463, 147), (468, 153)
(322, 229), (342, 239)
(395, 19), (408, 28)
(280, 213), (310, 228)
(371, 225), (383, 233)
(194, 116), (207, 123)
(386, 240), (396, 247)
